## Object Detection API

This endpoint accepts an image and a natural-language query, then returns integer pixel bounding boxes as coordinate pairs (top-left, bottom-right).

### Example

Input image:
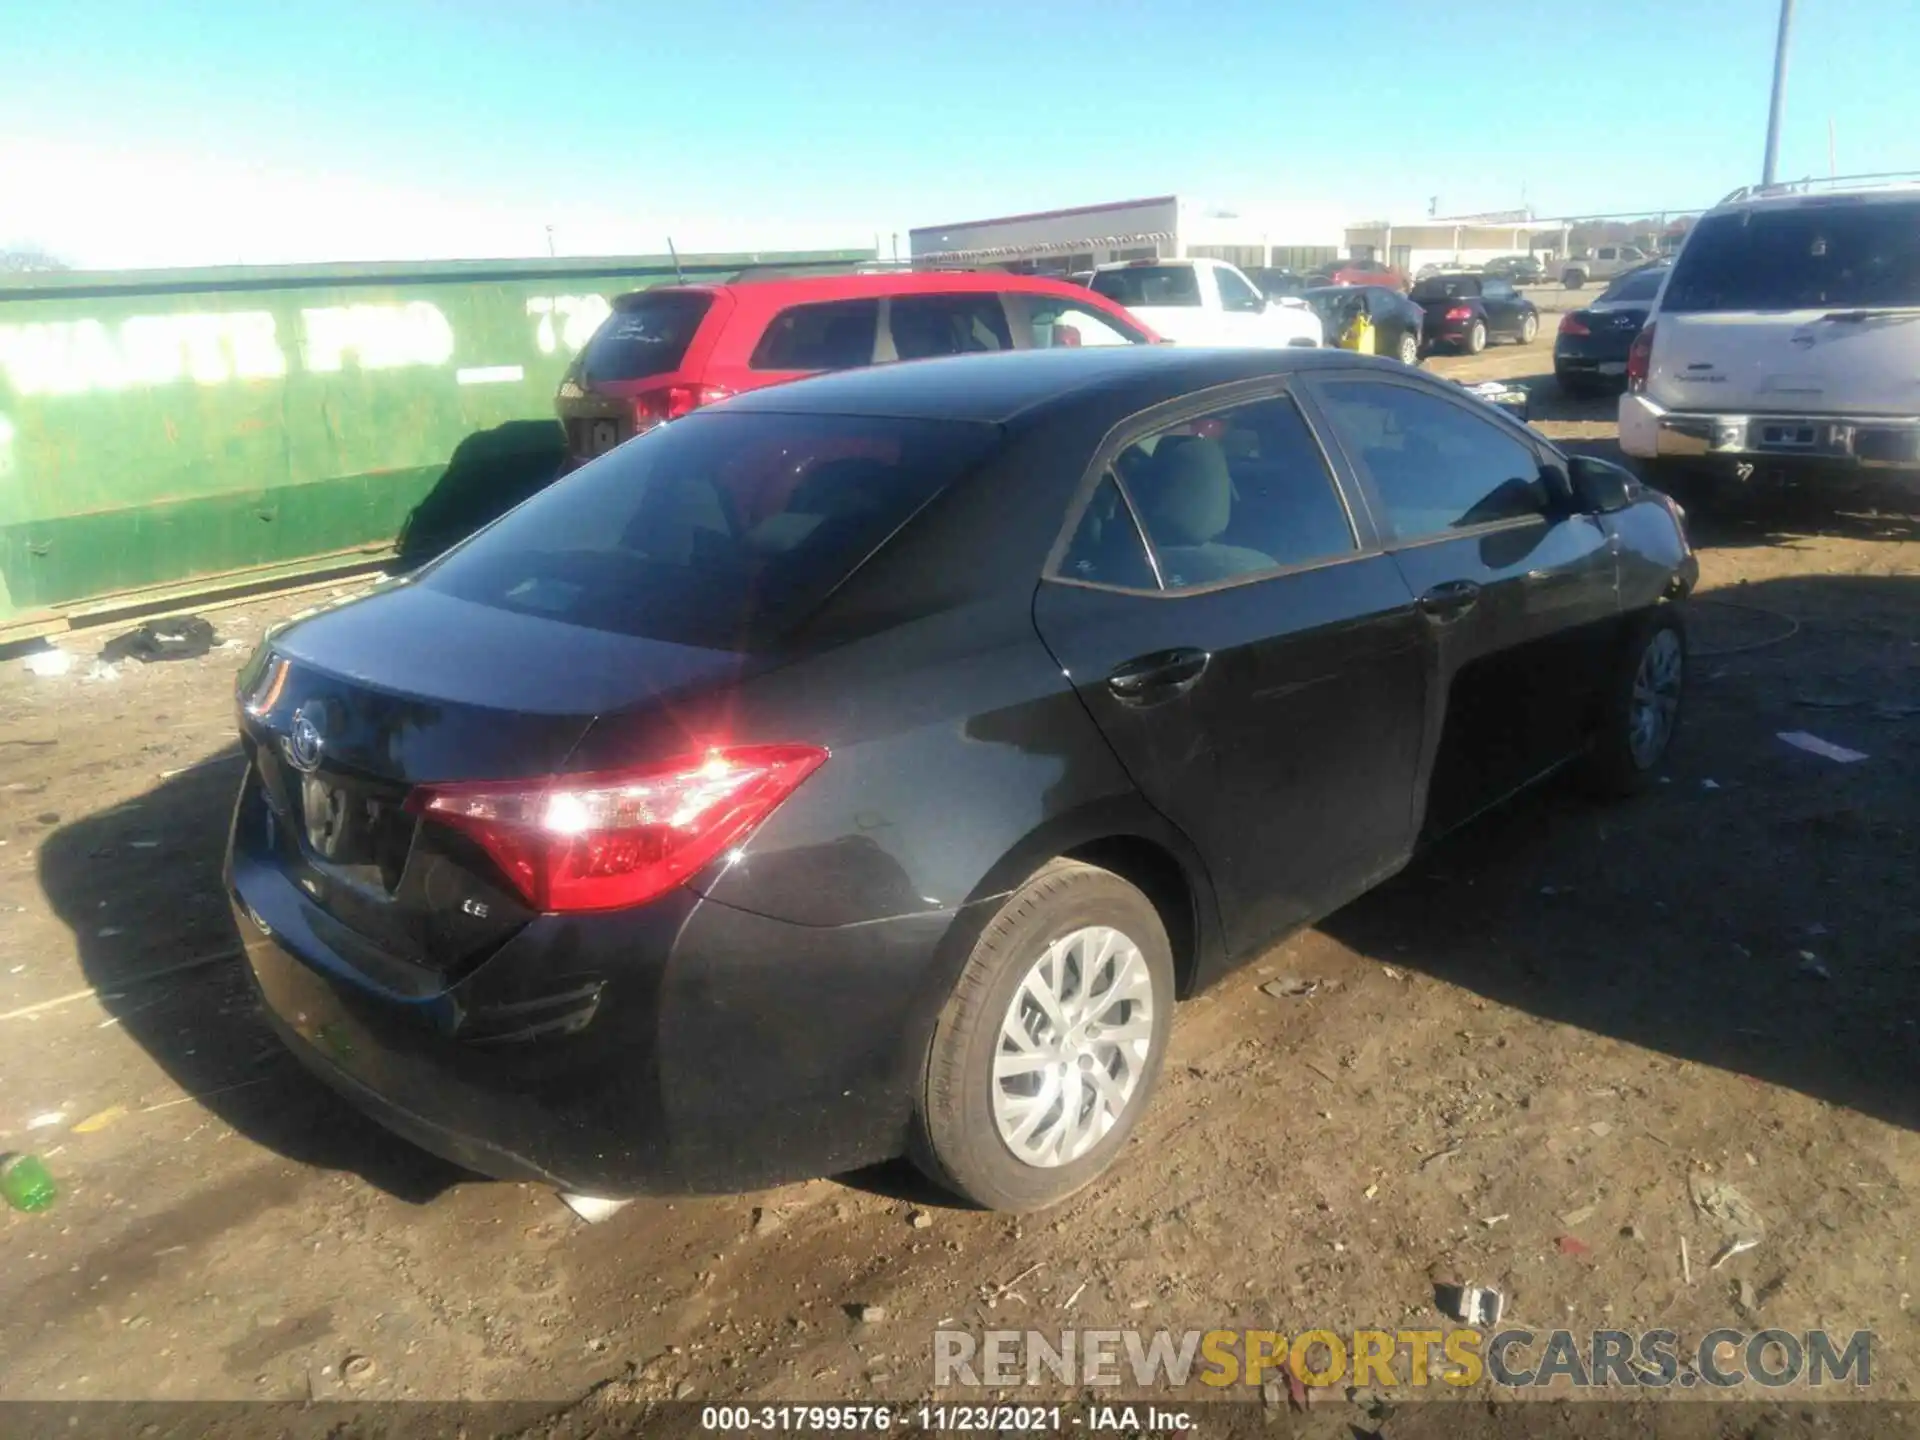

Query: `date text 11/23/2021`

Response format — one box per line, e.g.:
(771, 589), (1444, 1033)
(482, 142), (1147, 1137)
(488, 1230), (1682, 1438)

(699, 1405), (1190, 1432)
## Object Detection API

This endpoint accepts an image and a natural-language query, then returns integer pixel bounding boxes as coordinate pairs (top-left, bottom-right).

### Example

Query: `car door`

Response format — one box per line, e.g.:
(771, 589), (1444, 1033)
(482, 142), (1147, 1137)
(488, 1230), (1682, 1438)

(1212, 264), (1269, 346)
(1363, 288), (1410, 357)
(1478, 277), (1523, 335)
(1299, 374), (1623, 841)
(1032, 383), (1429, 957)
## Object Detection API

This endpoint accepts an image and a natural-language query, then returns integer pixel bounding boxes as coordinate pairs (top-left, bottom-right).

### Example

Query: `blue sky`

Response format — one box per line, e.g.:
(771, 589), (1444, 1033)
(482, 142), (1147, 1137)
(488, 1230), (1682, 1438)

(2, 0), (1915, 268)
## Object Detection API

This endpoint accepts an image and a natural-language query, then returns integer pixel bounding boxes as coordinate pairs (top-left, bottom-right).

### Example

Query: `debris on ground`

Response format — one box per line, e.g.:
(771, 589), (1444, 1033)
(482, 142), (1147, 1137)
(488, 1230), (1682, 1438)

(1681, 1237), (1693, 1285)
(853, 1304), (887, 1325)
(559, 1194), (630, 1224)
(1777, 730), (1869, 764)
(1710, 1237), (1761, 1270)
(1737, 1278), (1760, 1315)
(99, 615), (219, 664)
(26, 1112), (66, 1130)
(1691, 1176), (1766, 1242)
(0, 1153), (58, 1212)
(1556, 1235), (1592, 1257)
(1260, 977), (1320, 1000)
(751, 1206), (785, 1237)
(909, 1209), (933, 1230)
(1440, 1283), (1504, 1326)
(1561, 1205), (1596, 1226)
(341, 1354), (377, 1385)
(21, 649), (73, 678)
(72, 1105), (127, 1134)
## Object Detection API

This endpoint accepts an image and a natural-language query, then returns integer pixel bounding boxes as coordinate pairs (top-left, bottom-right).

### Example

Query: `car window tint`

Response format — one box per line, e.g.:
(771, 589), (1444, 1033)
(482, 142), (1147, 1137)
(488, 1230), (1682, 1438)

(1117, 395), (1356, 589)
(887, 294), (1012, 361)
(1663, 201), (1920, 312)
(749, 299), (881, 371)
(1058, 474), (1158, 590)
(1089, 266), (1203, 308)
(1482, 278), (1515, 299)
(1216, 267), (1265, 313)
(1598, 267), (1667, 304)
(1318, 381), (1550, 541)
(578, 292), (712, 383)
(423, 413), (999, 650)
(1004, 294), (1148, 348)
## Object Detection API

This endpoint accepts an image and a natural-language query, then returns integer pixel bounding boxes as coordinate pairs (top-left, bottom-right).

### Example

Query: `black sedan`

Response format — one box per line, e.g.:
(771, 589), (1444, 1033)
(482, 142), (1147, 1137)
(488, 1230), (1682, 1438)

(228, 346), (1696, 1212)
(1300, 285), (1425, 366)
(1554, 262), (1669, 397)
(1410, 273), (1541, 354)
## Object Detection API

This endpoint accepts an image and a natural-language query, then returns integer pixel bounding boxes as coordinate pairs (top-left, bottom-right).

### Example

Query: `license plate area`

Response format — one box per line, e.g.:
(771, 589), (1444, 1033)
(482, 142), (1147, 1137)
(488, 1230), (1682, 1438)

(1755, 422), (1823, 451)
(296, 773), (415, 890)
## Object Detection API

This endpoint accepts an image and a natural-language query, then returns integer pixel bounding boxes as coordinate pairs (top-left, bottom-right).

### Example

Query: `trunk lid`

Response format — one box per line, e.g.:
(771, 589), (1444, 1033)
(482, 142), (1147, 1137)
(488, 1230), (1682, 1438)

(1646, 308), (1920, 415)
(241, 581), (758, 977)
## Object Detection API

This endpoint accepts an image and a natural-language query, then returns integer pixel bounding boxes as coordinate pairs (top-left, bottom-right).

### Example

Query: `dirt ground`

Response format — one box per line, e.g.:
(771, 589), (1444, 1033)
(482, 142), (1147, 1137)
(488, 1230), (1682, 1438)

(3, 330), (1918, 1433)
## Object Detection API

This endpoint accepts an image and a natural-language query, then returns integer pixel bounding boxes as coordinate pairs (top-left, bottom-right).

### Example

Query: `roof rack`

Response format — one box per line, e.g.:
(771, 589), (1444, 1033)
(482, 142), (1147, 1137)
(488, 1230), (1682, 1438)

(1719, 170), (1920, 205)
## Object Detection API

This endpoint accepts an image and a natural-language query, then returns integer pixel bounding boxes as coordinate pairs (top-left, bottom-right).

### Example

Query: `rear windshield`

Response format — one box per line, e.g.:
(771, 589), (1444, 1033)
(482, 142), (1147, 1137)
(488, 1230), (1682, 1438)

(578, 292), (712, 383)
(422, 412), (1000, 650)
(1597, 267), (1668, 304)
(1412, 277), (1481, 301)
(1090, 266), (1202, 308)
(1663, 201), (1920, 312)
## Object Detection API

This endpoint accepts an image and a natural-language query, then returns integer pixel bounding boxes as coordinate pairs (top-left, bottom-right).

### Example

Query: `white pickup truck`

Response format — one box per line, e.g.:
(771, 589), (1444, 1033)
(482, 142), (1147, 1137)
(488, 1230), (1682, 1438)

(1089, 258), (1323, 347)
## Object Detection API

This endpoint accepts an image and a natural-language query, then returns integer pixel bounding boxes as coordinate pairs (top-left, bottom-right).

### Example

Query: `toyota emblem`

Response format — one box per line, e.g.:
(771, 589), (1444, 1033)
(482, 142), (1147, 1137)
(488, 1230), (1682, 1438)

(285, 701), (326, 774)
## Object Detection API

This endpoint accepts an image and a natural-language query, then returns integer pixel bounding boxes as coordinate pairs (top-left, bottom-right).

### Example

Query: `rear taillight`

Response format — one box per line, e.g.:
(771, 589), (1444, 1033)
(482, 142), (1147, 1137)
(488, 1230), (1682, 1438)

(1445, 306), (1474, 321)
(1559, 314), (1590, 337)
(632, 383), (734, 433)
(1626, 322), (1656, 390)
(407, 745), (827, 914)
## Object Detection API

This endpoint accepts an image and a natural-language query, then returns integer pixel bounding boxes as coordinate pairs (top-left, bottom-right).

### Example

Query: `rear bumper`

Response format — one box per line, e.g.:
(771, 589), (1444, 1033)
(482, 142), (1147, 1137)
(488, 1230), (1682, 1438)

(1619, 394), (1920, 470)
(229, 779), (977, 1195)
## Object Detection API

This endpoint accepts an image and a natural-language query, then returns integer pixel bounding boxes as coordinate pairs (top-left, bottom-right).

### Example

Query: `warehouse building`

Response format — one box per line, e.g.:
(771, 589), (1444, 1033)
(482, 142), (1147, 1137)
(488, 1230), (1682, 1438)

(908, 196), (1346, 275)
(1342, 211), (1570, 277)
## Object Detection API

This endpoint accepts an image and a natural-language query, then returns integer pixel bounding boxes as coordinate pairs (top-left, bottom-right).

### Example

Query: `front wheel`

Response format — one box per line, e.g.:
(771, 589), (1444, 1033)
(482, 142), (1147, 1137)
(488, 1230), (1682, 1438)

(1464, 319), (1488, 355)
(912, 860), (1174, 1211)
(1564, 271), (1587, 289)
(1396, 331), (1420, 366)
(1577, 609), (1687, 796)
(1518, 312), (1539, 344)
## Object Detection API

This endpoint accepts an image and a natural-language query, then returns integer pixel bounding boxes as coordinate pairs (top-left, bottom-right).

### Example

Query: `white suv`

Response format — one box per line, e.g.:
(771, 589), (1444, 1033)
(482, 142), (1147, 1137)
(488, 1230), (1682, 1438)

(1618, 177), (1920, 495)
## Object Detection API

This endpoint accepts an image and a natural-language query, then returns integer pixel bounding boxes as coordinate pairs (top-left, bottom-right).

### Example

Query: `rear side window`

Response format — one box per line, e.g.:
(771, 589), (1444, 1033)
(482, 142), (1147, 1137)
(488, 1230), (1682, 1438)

(423, 413), (999, 649)
(1058, 475), (1158, 590)
(578, 292), (712, 383)
(1664, 202), (1920, 312)
(1090, 266), (1203, 308)
(887, 294), (1012, 360)
(750, 299), (881, 371)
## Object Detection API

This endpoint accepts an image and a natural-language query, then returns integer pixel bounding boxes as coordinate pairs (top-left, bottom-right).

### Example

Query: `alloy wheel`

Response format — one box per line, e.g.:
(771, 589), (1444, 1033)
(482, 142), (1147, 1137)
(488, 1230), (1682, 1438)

(1628, 627), (1684, 768)
(1398, 333), (1419, 366)
(991, 926), (1155, 1168)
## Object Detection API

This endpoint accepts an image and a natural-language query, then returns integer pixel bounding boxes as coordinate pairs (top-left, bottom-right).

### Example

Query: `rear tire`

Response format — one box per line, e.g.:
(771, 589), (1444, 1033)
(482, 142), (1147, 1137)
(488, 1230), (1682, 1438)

(1576, 608), (1687, 797)
(1396, 331), (1420, 366)
(911, 860), (1174, 1212)
(1465, 319), (1488, 355)
(1564, 271), (1587, 289)
(1518, 313), (1539, 344)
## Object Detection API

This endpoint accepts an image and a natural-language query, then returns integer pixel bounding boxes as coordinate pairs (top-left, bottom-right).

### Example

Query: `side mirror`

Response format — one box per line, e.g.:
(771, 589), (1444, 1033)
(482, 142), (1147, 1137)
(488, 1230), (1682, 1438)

(1568, 455), (1636, 514)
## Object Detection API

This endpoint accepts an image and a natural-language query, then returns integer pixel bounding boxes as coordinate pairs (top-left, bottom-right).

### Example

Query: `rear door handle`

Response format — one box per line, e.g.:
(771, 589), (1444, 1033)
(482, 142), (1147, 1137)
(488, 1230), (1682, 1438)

(1107, 647), (1210, 705)
(1418, 579), (1482, 619)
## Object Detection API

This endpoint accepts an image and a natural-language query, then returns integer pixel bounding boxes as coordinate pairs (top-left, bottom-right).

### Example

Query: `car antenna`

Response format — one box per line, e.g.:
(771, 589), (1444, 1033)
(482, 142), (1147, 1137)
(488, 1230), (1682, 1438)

(667, 236), (685, 285)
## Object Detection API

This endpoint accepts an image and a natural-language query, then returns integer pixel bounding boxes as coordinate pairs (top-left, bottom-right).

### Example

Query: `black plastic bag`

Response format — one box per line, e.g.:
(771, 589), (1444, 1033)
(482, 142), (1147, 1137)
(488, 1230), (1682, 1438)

(99, 615), (219, 664)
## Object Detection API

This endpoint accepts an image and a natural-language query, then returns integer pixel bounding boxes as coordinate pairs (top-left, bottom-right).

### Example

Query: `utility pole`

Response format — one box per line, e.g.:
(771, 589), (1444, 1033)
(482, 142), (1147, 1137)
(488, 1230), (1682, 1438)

(545, 224), (556, 257)
(1761, 0), (1796, 186)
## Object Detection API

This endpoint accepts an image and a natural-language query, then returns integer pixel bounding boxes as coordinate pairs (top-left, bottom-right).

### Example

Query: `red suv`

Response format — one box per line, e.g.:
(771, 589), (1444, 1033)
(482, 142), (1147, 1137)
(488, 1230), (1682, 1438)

(1311, 257), (1408, 292)
(555, 272), (1157, 465)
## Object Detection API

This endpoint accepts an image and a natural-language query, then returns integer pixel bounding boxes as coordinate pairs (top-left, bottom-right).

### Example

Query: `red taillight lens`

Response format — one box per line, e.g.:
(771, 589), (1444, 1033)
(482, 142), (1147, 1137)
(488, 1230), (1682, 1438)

(1626, 322), (1656, 389)
(1558, 314), (1590, 337)
(631, 383), (734, 433)
(407, 745), (827, 914)
(1445, 305), (1474, 321)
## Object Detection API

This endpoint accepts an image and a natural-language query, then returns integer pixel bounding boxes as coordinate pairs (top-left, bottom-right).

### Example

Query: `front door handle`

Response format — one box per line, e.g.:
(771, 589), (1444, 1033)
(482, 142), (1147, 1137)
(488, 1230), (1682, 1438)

(1418, 579), (1482, 619)
(1107, 647), (1210, 705)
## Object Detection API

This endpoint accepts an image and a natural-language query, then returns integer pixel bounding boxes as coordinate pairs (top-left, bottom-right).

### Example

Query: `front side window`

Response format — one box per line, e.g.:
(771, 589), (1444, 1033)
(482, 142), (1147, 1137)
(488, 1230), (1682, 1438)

(886, 294), (1012, 361)
(1215, 267), (1265, 313)
(749, 299), (881, 371)
(1005, 295), (1149, 348)
(1109, 395), (1357, 589)
(1317, 381), (1550, 542)
(1090, 265), (1203, 308)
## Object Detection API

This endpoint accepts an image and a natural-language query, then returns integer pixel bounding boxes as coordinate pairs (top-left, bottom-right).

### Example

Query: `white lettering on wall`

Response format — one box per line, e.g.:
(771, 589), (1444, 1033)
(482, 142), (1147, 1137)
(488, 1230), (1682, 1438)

(300, 302), (456, 372)
(0, 312), (287, 396)
(527, 294), (612, 354)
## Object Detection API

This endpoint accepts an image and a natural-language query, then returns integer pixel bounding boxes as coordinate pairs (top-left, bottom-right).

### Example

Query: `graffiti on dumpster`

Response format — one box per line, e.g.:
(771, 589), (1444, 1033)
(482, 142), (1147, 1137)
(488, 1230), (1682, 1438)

(0, 295), (613, 399)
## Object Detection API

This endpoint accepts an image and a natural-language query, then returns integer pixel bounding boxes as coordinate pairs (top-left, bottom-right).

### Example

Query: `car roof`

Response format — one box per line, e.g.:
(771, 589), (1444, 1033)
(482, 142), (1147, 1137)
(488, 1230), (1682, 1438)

(615, 271), (1103, 305)
(714, 346), (1388, 425)
(1709, 179), (1920, 214)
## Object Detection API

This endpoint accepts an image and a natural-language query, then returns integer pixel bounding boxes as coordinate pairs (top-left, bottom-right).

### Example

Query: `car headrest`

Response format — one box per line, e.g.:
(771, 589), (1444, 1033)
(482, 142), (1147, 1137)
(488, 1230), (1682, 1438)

(1138, 437), (1232, 545)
